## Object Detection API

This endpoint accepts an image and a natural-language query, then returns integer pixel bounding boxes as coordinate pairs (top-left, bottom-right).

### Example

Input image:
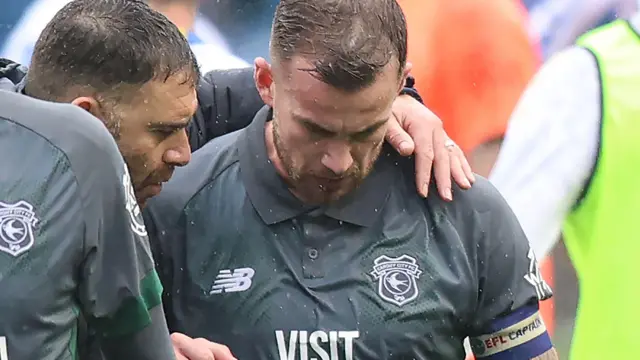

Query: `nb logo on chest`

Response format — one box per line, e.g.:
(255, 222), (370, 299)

(275, 330), (359, 360)
(209, 267), (255, 294)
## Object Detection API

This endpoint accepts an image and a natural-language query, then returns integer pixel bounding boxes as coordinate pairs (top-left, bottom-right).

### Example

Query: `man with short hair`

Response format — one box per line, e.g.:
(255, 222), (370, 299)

(0, 0), (475, 357)
(23, 0), (197, 211)
(0, 1), (233, 358)
(4, 0), (474, 209)
(0, 90), (174, 359)
(145, 0), (558, 359)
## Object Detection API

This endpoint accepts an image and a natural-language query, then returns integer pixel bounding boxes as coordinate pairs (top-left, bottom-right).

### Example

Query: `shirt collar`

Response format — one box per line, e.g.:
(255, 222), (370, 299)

(238, 106), (394, 226)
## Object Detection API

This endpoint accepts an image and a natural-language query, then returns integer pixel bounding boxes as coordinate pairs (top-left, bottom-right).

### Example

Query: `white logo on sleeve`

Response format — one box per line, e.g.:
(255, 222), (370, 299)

(122, 164), (147, 237)
(210, 267), (255, 294)
(0, 200), (38, 257)
(276, 330), (359, 360)
(523, 248), (553, 300)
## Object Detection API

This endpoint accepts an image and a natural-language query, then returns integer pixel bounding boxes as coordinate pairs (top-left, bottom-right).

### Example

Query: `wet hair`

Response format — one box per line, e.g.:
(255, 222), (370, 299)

(26, 0), (200, 102)
(270, 0), (407, 92)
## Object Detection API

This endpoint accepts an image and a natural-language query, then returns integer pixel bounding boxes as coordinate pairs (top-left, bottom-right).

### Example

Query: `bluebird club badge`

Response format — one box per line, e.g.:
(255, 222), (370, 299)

(122, 164), (147, 237)
(370, 255), (422, 306)
(0, 200), (38, 257)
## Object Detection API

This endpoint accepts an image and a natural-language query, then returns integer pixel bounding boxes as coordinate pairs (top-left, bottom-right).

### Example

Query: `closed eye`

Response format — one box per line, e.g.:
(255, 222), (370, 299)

(149, 119), (191, 137)
(303, 121), (337, 138)
(350, 119), (387, 142)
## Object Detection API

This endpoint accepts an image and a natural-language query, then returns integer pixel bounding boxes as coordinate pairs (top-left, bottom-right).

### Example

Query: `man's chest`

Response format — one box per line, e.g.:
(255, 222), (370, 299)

(168, 213), (476, 359)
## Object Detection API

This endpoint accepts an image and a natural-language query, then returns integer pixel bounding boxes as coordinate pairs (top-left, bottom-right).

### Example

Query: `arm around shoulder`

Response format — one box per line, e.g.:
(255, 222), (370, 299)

(189, 67), (263, 151)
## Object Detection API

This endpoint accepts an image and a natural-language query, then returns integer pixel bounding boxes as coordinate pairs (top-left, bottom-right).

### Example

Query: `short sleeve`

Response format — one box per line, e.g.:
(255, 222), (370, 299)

(77, 158), (168, 347)
(142, 205), (175, 324)
(467, 182), (553, 358)
(142, 175), (195, 333)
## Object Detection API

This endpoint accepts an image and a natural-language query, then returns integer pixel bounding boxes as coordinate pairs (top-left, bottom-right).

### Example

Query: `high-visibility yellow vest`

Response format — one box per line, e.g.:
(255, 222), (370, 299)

(564, 19), (640, 360)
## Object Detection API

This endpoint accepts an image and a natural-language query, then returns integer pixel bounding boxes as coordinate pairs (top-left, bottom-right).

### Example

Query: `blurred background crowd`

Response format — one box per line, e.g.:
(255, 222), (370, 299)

(2, 0), (638, 359)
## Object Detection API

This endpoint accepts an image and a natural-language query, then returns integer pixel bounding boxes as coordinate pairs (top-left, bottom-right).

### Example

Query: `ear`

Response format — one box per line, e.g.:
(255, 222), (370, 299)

(70, 97), (105, 122)
(254, 57), (275, 107)
(398, 62), (414, 93)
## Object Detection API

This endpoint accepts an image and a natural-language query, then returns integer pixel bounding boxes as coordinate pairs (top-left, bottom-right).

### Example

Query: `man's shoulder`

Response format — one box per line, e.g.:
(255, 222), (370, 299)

(429, 175), (508, 217)
(0, 59), (28, 91)
(384, 150), (505, 216)
(0, 92), (126, 243)
(197, 67), (256, 113)
(0, 92), (123, 176)
(147, 129), (243, 221)
(416, 175), (512, 244)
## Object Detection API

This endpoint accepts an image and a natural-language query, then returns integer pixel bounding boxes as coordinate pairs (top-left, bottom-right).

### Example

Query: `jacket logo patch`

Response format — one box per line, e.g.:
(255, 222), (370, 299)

(122, 164), (147, 237)
(370, 254), (422, 306)
(0, 200), (38, 257)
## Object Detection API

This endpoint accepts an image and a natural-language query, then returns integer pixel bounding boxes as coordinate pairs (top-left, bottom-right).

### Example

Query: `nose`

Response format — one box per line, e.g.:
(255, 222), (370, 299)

(163, 129), (191, 167)
(321, 142), (353, 176)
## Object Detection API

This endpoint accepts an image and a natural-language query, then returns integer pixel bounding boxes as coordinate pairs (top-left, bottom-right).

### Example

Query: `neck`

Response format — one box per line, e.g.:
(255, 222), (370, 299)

(149, 1), (197, 34)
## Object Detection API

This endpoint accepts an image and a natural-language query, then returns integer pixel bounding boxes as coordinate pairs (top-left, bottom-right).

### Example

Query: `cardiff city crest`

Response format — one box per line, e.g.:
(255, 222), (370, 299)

(0, 200), (38, 257)
(122, 164), (147, 237)
(370, 254), (422, 306)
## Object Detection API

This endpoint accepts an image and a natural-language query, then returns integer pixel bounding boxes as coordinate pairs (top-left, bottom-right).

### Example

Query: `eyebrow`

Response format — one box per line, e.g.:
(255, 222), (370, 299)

(148, 117), (192, 131)
(296, 115), (387, 136)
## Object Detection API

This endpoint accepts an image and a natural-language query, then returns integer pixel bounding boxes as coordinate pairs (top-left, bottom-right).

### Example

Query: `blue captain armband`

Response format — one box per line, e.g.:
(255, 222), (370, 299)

(469, 304), (552, 359)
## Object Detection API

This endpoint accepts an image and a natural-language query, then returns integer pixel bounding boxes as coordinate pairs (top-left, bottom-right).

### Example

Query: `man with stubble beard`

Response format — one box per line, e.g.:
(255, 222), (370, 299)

(0, 0), (475, 358)
(145, 0), (557, 359)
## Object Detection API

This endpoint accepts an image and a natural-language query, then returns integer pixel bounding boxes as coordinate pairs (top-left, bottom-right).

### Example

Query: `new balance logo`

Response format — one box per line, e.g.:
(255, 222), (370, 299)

(523, 249), (553, 301)
(209, 267), (255, 295)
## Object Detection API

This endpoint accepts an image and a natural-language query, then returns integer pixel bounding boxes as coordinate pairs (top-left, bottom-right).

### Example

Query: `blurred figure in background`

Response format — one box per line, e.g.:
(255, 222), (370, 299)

(526, 0), (639, 58)
(147, 0), (248, 70)
(398, 0), (539, 177)
(0, 0), (35, 44)
(490, 13), (640, 360)
(199, 0), (279, 63)
(0, 0), (247, 71)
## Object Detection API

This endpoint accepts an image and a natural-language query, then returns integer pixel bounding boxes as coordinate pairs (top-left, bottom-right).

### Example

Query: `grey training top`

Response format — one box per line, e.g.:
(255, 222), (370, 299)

(0, 90), (174, 360)
(145, 106), (552, 360)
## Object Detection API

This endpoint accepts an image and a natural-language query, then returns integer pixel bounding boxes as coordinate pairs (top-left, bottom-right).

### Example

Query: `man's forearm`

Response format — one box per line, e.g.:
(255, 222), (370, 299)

(190, 69), (427, 152)
(189, 67), (262, 151)
(532, 347), (559, 360)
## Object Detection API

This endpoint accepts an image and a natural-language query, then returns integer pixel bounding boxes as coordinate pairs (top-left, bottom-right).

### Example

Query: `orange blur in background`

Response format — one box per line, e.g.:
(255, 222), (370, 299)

(397, 1), (554, 358)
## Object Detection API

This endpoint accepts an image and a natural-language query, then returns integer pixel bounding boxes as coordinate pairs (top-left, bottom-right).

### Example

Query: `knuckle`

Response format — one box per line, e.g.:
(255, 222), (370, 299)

(194, 338), (210, 345)
(420, 148), (435, 161)
(387, 132), (404, 143)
